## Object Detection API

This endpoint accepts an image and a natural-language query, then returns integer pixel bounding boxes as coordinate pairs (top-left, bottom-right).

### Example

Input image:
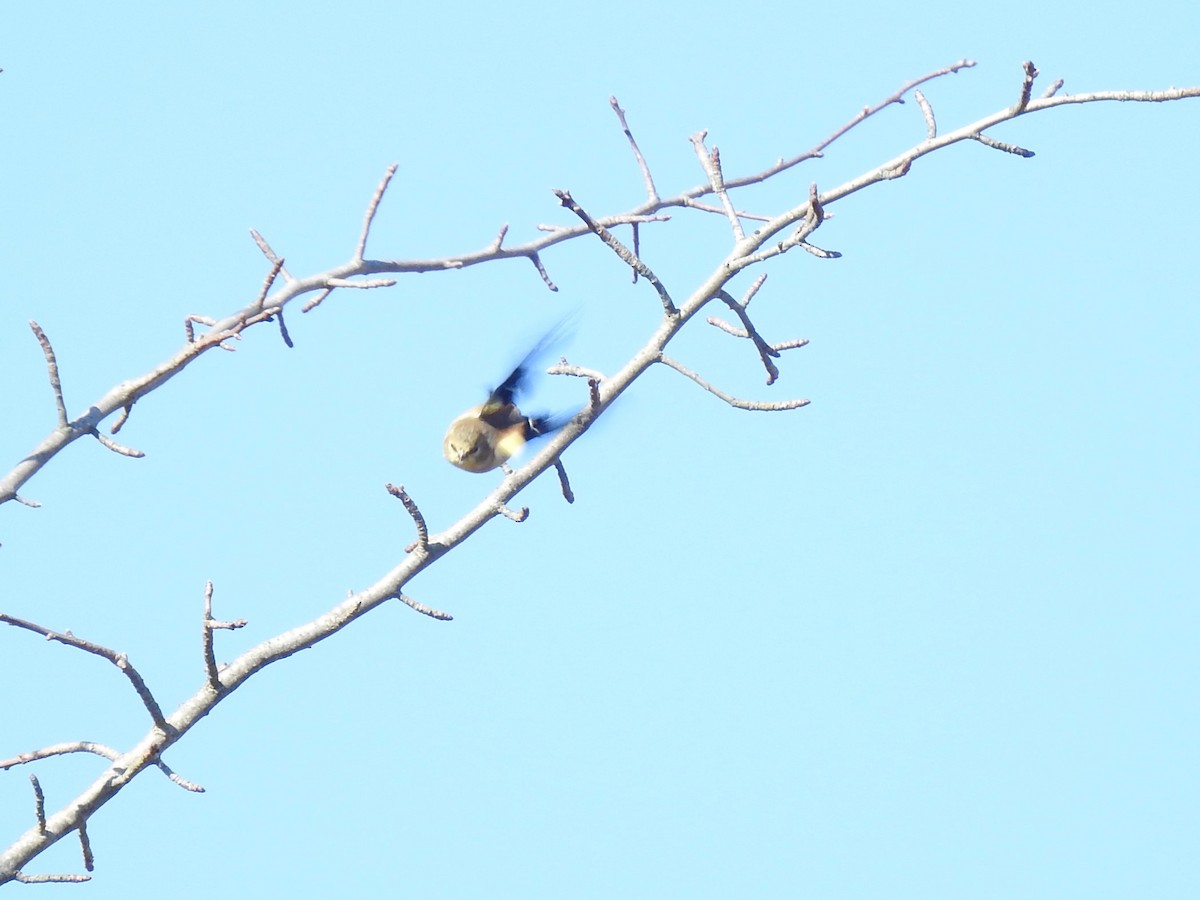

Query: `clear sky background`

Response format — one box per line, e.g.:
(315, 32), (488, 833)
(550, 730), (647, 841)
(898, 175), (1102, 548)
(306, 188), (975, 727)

(2, 2), (1197, 898)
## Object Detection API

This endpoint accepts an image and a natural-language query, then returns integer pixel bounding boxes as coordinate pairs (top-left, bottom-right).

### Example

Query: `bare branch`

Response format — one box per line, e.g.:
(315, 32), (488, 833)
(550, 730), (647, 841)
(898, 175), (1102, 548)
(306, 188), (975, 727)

(658, 355), (809, 411)
(741, 273), (768, 308)
(203, 581), (247, 692)
(357, 164), (398, 261)
(497, 504), (529, 523)
(698, 59), (978, 196)
(253, 257), (286, 312)
(1016, 60), (1039, 112)
(4, 66), (1199, 882)
(184, 314), (216, 343)
(689, 133), (744, 240)
(30, 775), (45, 835)
(110, 404), (133, 434)
(529, 251), (558, 291)
(396, 593), (454, 621)
(913, 89), (936, 138)
(554, 188), (677, 316)
(0, 614), (168, 730)
(90, 428), (145, 458)
(29, 322), (68, 427)
(202, 581), (220, 691)
(610, 96), (658, 201)
(1, 742), (203, 792)
(1, 742), (121, 770)
(386, 483), (429, 553)
(547, 360), (605, 411)
(973, 133), (1035, 157)
(710, 290), (781, 385)
(771, 338), (810, 352)
(13, 872), (90, 884)
(78, 821), (93, 872)
(301, 287), (334, 313)
(275, 307), (293, 348)
(554, 459), (574, 504)
(325, 277), (398, 289)
(249, 228), (294, 282)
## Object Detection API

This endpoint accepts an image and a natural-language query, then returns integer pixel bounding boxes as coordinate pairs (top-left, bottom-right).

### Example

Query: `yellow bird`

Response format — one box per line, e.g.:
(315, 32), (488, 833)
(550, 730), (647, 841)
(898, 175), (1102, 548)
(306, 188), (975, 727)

(443, 324), (574, 473)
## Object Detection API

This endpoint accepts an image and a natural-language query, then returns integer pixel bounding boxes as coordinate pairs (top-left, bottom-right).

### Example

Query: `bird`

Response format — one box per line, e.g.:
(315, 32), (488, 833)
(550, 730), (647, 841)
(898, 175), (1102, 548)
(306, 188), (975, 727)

(443, 322), (575, 473)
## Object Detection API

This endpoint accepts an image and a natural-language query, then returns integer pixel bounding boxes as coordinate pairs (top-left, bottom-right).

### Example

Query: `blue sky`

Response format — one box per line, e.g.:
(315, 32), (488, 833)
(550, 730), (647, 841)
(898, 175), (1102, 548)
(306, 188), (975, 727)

(2, 2), (1198, 897)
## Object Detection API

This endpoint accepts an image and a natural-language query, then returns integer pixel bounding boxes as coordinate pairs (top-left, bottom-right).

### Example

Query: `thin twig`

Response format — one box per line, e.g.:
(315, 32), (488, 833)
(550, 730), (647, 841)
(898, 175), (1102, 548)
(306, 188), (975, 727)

(90, 428), (145, 458)
(689, 133), (744, 240)
(1, 742), (204, 791)
(741, 273), (768, 308)
(497, 504), (529, 522)
(202, 580), (247, 692)
(275, 307), (293, 348)
(1016, 60), (1039, 112)
(202, 581), (220, 691)
(30, 775), (46, 835)
(29, 322), (68, 427)
(356, 164), (398, 261)
(78, 821), (93, 872)
(658, 355), (809, 411)
(396, 593), (453, 621)
(252, 257), (286, 313)
(1, 742), (121, 770)
(554, 189), (677, 316)
(554, 459), (574, 504)
(386, 483), (429, 552)
(711, 290), (781, 385)
(249, 228), (294, 282)
(0, 613), (168, 729)
(973, 133), (1035, 157)
(325, 277), (398, 289)
(913, 89), (937, 138)
(771, 338), (810, 352)
(301, 287), (334, 313)
(703, 59), (978, 195)
(110, 404), (133, 434)
(610, 96), (658, 201)
(13, 873), (90, 884)
(547, 361), (605, 411)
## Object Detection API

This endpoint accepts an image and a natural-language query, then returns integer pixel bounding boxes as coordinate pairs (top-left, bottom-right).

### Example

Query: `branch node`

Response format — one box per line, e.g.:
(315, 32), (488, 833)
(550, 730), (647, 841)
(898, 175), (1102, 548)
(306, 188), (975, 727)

(203, 580), (247, 692)
(710, 290), (780, 384)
